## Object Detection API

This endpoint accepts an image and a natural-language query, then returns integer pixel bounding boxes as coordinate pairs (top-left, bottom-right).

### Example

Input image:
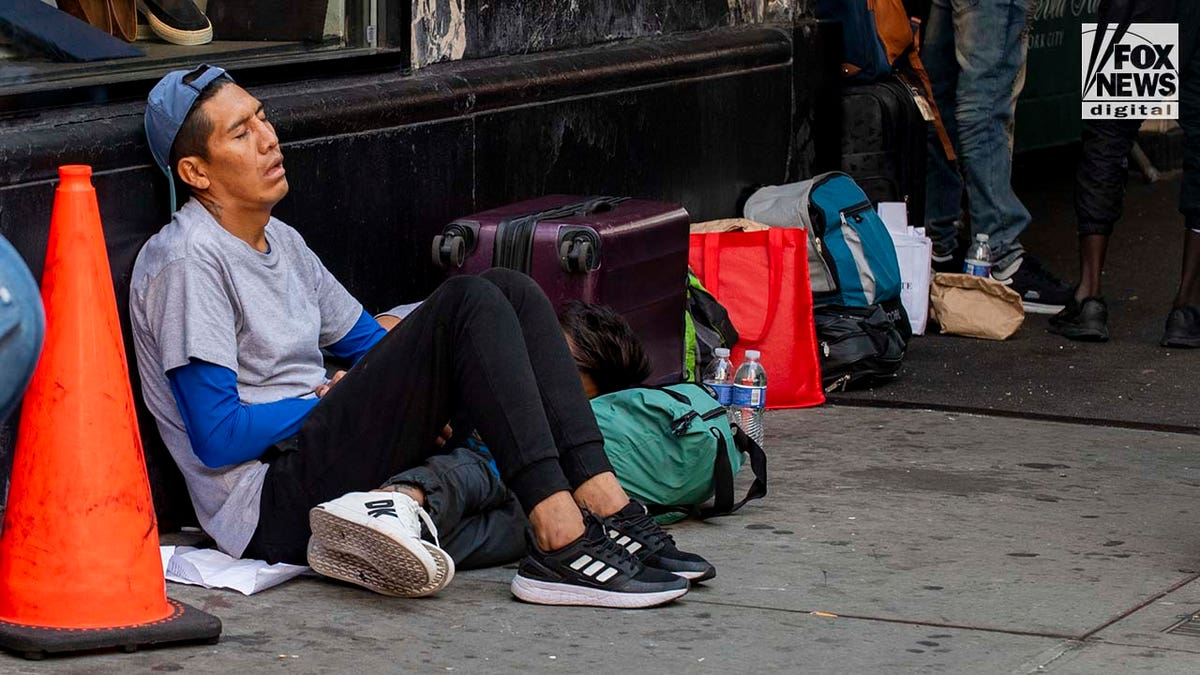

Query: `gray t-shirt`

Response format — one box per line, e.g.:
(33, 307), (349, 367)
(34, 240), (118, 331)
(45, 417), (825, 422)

(130, 198), (362, 557)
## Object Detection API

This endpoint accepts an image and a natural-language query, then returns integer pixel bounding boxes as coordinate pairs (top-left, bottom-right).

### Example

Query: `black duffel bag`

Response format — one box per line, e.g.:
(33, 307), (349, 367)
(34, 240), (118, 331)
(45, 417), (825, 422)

(814, 300), (909, 392)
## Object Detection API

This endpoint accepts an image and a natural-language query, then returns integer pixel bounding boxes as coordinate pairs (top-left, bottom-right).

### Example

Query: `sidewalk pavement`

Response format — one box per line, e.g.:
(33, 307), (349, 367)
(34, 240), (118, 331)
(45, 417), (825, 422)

(4, 405), (1200, 673)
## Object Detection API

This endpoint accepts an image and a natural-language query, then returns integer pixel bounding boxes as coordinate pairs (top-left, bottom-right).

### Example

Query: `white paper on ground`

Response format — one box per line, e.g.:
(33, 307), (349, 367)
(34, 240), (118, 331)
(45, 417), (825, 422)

(886, 228), (933, 336)
(160, 545), (309, 595)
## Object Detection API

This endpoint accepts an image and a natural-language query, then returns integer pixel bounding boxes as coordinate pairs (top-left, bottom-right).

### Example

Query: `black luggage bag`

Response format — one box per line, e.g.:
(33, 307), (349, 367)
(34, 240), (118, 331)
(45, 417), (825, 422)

(839, 75), (930, 228)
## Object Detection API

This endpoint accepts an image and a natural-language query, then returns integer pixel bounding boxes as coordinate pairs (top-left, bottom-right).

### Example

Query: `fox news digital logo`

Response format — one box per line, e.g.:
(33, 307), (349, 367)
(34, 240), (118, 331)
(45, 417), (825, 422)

(1082, 23), (1178, 119)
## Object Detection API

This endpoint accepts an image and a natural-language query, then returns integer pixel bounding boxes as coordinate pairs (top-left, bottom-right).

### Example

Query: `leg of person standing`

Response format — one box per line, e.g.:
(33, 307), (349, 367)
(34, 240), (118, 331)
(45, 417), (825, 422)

(1051, 0), (1174, 342)
(925, 0), (1072, 311)
(923, 0), (968, 270)
(1048, 117), (1141, 341)
(1164, 0), (1200, 346)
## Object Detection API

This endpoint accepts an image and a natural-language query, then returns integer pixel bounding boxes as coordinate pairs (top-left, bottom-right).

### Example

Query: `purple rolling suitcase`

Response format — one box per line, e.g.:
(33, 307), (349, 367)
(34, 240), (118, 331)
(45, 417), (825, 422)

(432, 195), (690, 384)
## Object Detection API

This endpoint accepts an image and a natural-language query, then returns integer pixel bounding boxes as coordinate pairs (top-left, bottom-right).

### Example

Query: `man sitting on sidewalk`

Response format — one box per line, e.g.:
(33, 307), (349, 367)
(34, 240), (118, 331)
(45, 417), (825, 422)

(130, 64), (707, 607)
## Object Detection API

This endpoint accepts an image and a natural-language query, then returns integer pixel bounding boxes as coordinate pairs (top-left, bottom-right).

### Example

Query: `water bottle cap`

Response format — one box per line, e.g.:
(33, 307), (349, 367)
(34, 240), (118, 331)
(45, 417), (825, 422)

(714, 347), (730, 357)
(745, 350), (761, 360)
(975, 233), (989, 242)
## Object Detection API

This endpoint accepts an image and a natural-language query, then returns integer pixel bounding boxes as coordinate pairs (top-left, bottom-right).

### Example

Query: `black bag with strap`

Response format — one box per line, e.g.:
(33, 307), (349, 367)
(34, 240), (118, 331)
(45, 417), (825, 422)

(815, 300), (909, 391)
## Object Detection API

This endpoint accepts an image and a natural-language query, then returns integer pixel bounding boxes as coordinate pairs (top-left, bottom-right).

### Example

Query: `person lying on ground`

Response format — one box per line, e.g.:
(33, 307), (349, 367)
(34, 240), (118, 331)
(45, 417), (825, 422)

(374, 300), (715, 581)
(130, 63), (709, 608)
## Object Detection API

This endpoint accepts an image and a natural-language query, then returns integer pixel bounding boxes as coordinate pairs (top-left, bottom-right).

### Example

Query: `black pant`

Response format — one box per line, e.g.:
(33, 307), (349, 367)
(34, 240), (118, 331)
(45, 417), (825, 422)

(245, 268), (610, 565)
(387, 447), (527, 570)
(1076, 0), (1199, 234)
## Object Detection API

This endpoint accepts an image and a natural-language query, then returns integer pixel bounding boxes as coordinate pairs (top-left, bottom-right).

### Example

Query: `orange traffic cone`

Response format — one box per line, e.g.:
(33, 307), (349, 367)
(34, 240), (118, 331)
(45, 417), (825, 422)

(0, 166), (220, 659)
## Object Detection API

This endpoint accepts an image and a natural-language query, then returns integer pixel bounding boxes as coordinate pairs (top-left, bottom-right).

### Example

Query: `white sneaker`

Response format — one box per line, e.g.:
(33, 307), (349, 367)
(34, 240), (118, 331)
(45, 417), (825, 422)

(307, 491), (455, 597)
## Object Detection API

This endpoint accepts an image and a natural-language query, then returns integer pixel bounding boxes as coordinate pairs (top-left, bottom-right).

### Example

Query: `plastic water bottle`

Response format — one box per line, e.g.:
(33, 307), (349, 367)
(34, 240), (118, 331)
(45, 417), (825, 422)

(702, 347), (735, 405)
(731, 350), (767, 446)
(963, 233), (992, 278)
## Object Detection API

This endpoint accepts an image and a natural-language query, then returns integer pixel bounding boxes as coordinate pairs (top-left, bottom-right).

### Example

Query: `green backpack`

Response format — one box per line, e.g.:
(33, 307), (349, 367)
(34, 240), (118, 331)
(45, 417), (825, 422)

(591, 383), (767, 521)
(683, 270), (739, 382)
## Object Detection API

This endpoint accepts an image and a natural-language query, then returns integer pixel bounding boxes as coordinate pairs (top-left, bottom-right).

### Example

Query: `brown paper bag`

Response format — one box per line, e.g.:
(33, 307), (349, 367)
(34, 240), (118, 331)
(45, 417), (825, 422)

(929, 273), (1024, 340)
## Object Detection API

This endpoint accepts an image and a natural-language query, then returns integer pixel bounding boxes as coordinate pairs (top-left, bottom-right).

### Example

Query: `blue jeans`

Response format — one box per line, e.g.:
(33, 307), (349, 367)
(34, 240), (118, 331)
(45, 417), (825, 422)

(923, 0), (1032, 270)
(0, 235), (44, 423)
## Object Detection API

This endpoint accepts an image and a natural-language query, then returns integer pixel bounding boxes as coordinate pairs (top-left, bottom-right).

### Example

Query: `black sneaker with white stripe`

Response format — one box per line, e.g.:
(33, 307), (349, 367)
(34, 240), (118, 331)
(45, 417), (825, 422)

(993, 254), (1072, 314)
(511, 514), (689, 608)
(603, 501), (717, 582)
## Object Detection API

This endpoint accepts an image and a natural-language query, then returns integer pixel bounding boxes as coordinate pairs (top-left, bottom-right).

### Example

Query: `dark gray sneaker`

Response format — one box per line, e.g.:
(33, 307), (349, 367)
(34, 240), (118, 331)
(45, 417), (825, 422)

(1161, 305), (1200, 348)
(603, 501), (716, 582)
(1049, 296), (1109, 342)
(511, 515), (689, 608)
(995, 255), (1072, 314)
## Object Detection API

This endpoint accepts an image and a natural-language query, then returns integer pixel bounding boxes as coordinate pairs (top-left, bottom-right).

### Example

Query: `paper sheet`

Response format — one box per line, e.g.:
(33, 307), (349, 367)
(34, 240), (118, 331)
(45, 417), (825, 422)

(877, 202), (909, 235)
(878, 203), (933, 336)
(160, 546), (309, 596)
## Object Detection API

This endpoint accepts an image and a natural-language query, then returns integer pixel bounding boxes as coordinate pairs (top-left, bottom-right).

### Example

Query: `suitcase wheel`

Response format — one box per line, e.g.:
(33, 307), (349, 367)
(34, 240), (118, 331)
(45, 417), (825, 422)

(432, 234), (468, 269)
(559, 237), (598, 274)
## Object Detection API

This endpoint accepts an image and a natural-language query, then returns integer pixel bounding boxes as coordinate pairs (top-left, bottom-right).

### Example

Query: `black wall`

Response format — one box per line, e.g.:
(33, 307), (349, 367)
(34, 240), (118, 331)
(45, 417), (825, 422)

(0, 23), (821, 529)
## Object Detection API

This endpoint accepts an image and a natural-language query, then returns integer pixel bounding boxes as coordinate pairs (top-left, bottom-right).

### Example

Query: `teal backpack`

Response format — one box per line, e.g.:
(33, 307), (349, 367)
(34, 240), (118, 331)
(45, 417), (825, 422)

(591, 383), (767, 521)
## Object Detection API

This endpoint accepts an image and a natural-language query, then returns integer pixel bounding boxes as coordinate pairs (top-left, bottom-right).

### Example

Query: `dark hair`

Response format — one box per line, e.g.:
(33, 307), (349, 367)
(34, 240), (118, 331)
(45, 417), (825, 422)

(169, 67), (233, 191)
(558, 301), (651, 395)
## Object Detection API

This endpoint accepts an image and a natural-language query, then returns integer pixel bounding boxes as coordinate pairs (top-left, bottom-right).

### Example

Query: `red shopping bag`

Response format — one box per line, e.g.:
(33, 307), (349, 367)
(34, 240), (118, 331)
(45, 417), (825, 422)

(689, 227), (825, 409)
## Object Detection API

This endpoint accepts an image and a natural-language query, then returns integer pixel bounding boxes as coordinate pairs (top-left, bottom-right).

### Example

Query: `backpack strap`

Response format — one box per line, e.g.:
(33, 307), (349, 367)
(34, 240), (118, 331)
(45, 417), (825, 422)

(696, 425), (768, 519)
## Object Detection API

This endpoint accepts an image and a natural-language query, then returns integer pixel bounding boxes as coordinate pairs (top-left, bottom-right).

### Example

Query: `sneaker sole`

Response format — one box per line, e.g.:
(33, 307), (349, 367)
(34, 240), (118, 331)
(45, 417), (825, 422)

(308, 507), (454, 597)
(1161, 336), (1200, 348)
(675, 567), (716, 583)
(1048, 324), (1109, 342)
(139, 3), (213, 46)
(510, 575), (688, 608)
(1022, 301), (1067, 315)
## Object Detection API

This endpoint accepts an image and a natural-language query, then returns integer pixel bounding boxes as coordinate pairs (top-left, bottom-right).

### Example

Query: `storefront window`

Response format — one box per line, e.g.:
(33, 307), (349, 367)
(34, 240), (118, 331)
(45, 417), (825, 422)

(0, 0), (399, 98)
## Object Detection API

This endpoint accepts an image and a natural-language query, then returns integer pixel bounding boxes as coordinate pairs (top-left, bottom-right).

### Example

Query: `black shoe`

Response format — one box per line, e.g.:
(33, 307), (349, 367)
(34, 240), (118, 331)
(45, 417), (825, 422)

(510, 515), (689, 608)
(603, 501), (716, 582)
(1161, 305), (1200, 348)
(138, 0), (212, 45)
(1048, 296), (1109, 342)
(930, 227), (967, 274)
(931, 251), (963, 274)
(995, 255), (1072, 314)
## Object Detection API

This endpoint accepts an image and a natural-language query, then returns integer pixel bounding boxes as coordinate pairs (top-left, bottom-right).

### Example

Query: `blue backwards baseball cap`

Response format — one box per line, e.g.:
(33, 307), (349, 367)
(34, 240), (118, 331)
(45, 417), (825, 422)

(145, 64), (233, 212)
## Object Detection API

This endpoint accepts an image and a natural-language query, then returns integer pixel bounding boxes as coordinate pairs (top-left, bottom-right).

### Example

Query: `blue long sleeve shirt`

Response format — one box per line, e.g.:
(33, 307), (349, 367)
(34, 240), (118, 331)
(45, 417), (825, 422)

(167, 310), (386, 468)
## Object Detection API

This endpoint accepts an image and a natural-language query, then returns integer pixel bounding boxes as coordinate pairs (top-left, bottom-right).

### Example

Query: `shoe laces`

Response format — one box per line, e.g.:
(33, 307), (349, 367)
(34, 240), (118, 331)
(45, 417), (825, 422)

(606, 507), (674, 554)
(582, 515), (644, 572)
(392, 493), (442, 547)
(1019, 255), (1067, 288)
